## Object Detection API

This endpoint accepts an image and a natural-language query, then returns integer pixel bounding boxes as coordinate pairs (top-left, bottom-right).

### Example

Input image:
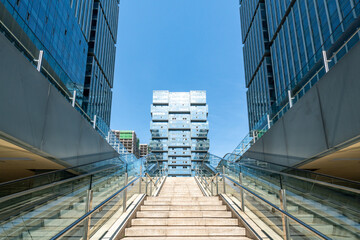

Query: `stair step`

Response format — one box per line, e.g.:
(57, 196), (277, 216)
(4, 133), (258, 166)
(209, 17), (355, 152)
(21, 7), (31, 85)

(132, 218), (238, 226)
(144, 201), (223, 206)
(137, 211), (232, 218)
(122, 237), (251, 240)
(147, 197), (219, 202)
(125, 226), (246, 237)
(140, 205), (227, 211)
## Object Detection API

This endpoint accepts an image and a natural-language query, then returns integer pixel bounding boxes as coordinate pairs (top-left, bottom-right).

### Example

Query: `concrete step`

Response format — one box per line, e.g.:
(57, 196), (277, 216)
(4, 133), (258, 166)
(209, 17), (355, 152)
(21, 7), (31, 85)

(132, 218), (238, 226)
(125, 226), (246, 237)
(122, 237), (251, 240)
(143, 201), (223, 206)
(140, 205), (227, 211)
(136, 211), (232, 218)
(146, 197), (219, 202)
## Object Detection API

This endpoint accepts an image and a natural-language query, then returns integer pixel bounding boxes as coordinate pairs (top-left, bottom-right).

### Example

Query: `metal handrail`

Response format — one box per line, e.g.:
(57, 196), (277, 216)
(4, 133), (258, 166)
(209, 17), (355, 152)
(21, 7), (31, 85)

(194, 166), (330, 239)
(51, 176), (140, 240)
(224, 152), (360, 185)
(236, 163), (360, 195)
(0, 157), (124, 188)
(223, 152), (360, 184)
(217, 154), (360, 194)
(222, 175), (330, 240)
(0, 165), (125, 204)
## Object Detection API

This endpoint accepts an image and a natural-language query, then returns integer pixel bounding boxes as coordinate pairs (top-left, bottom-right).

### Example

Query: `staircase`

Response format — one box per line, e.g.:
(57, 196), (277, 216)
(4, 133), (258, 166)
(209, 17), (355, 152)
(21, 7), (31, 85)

(122, 177), (251, 239)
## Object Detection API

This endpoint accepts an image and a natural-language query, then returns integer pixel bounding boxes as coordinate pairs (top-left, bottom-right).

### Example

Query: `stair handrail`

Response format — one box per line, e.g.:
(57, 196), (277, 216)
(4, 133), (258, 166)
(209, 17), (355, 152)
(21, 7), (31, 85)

(223, 175), (331, 240)
(0, 156), (124, 188)
(194, 165), (330, 240)
(50, 176), (140, 240)
(222, 152), (360, 186)
(0, 164), (125, 204)
(215, 153), (360, 194)
(51, 163), (166, 239)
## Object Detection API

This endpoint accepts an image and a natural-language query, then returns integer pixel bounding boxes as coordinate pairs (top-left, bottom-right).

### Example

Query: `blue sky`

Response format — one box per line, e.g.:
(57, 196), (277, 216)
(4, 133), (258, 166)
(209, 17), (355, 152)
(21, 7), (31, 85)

(110, 0), (248, 157)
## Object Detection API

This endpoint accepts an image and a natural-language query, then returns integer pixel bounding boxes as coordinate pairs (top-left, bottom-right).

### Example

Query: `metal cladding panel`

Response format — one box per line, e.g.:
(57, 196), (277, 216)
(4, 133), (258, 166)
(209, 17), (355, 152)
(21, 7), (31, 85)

(317, 41), (360, 148)
(281, 87), (328, 162)
(0, 33), (118, 167)
(261, 118), (290, 165)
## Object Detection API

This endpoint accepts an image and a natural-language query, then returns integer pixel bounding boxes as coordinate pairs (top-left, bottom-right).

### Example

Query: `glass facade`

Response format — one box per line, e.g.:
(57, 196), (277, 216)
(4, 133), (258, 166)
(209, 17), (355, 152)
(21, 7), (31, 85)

(0, 0), (91, 91)
(82, 0), (119, 126)
(0, 0), (119, 128)
(241, 0), (360, 131)
(150, 91), (209, 177)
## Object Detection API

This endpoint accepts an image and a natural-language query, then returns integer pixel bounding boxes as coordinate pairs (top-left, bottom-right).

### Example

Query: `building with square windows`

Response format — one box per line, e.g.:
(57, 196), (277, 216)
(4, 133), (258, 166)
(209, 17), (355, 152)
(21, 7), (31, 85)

(112, 130), (140, 159)
(150, 91), (209, 177)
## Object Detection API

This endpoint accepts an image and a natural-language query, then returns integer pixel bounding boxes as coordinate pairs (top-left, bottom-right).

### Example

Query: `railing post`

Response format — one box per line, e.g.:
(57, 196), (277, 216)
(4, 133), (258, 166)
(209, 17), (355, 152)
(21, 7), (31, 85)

(139, 165), (142, 194)
(36, 50), (44, 72)
(239, 171), (245, 212)
(145, 174), (148, 195)
(93, 115), (97, 129)
(123, 172), (128, 212)
(267, 114), (271, 129)
(322, 50), (330, 72)
(222, 166), (226, 194)
(279, 176), (290, 240)
(288, 90), (293, 108)
(216, 174), (219, 195)
(210, 178), (214, 196)
(150, 178), (153, 196)
(71, 90), (77, 107)
(83, 189), (93, 240)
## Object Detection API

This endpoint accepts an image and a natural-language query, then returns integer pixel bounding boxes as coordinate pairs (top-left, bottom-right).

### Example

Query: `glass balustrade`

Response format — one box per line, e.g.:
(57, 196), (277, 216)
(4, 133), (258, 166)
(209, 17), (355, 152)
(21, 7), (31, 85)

(195, 153), (360, 240)
(0, 154), (165, 240)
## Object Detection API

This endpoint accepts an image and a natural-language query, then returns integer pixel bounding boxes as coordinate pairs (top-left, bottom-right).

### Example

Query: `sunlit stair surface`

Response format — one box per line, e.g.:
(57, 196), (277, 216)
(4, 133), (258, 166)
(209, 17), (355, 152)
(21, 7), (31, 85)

(122, 177), (251, 240)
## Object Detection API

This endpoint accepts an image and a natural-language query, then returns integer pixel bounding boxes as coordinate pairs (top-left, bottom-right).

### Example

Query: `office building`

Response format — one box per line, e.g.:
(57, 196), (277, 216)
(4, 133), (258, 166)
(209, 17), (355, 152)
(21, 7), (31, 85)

(150, 91), (209, 177)
(112, 130), (140, 158)
(0, 0), (91, 96)
(241, 0), (360, 131)
(0, 0), (119, 128)
(139, 144), (149, 158)
(82, 0), (119, 126)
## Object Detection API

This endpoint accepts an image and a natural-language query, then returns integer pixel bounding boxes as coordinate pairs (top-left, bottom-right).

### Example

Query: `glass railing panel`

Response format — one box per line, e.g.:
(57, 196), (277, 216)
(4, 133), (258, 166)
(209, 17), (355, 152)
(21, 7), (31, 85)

(287, 217), (324, 240)
(91, 168), (126, 208)
(283, 175), (360, 239)
(0, 157), (125, 198)
(0, 175), (92, 239)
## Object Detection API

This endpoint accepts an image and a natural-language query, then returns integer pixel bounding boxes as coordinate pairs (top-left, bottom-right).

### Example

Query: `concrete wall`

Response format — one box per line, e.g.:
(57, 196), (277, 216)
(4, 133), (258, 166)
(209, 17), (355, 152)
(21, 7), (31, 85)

(243, 41), (360, 167)
(0, 33), (118, 167)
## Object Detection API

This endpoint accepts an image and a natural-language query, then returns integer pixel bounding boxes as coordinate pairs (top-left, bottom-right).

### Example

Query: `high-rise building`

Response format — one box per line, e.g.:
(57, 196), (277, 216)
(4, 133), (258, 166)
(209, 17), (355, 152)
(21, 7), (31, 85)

(241, 0), (360, 131)
(0, 0), (119, 128)
(150, 91), (209, 177)
(0, 0), (91, 96)
(139, 144), (149, 158)
(82, 0), (119, 126)
(112, 130), (140, 158)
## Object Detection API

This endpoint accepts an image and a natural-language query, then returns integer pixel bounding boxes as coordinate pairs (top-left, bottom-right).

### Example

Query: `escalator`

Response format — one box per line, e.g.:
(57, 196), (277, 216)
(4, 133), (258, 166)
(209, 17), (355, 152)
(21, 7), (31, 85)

(0, 154), (164, 239)
(195, 154), (360, 239)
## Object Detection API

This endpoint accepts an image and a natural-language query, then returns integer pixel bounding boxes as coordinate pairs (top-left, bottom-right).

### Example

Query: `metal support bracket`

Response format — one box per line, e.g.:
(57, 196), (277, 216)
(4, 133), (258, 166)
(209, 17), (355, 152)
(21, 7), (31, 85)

(288, 90), (293, 108)
(35, 50), (44, 72)
(322, 50), (331, 73)
(71, 90), (77, 107)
